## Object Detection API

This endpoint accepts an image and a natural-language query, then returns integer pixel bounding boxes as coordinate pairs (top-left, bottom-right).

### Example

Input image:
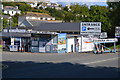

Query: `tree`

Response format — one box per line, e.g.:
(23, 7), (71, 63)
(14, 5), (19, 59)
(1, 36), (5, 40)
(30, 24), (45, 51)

(107, 1), (120, 38)
(63, 6), (69, 11)
(107, 2), (120, 26)
(2, 2), (32, 12)
(88, 5), (112, 37)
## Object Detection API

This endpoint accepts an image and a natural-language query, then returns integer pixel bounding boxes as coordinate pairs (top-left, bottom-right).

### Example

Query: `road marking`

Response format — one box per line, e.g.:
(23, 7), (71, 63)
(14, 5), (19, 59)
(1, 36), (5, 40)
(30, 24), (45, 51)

(82, 57), (120, 65)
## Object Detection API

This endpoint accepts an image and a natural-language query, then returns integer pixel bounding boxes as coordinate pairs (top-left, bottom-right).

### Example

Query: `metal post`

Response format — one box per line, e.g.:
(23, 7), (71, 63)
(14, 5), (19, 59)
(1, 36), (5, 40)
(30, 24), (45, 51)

(8, 17), (12, 45)
(114, 42), (116, 53)
(81, 36), (83, 52)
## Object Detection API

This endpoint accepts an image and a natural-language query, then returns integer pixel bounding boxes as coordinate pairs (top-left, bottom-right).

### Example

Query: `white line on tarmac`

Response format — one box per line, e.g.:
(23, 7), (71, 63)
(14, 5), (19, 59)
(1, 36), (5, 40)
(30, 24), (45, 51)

(82, 57), (120, 65)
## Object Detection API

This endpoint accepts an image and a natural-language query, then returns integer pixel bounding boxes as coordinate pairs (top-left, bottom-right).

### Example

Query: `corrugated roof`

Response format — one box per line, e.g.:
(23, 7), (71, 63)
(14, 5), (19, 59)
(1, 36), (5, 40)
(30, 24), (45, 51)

(25, 12), (53, 18)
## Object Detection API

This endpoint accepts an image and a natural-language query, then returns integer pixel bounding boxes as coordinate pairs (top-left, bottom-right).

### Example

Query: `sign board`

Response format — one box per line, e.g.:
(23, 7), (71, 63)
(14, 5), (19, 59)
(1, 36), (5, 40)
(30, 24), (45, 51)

(58, 33), (67, 53)
(10, 45), (18, 51)
(100, 32), (107, 38)
(3, 29), (58, 34)
(115, 27), (120, 38)
(93, 38), (118, 43)
(80, 22), (101, 35)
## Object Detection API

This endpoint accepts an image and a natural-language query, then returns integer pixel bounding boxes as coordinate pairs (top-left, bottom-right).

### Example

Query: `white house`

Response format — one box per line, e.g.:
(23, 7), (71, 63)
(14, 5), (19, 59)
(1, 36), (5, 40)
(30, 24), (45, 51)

(27, 2), (38, 8)
(37, 2), (62, 10)
(3, 6), (21, 16)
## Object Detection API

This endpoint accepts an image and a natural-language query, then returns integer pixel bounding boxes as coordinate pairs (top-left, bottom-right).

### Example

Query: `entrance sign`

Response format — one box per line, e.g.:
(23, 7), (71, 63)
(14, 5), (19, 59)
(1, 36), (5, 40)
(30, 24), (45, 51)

(58, 33), (67, 53)
(115, 27), (120, 38)
(80, 22), (101, 35)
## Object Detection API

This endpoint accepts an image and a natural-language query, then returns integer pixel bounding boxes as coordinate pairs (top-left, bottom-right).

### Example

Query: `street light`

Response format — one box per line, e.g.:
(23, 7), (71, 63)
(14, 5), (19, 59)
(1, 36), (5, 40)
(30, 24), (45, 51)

(8, 16), (12, 38)
(8, 16), (13, 47)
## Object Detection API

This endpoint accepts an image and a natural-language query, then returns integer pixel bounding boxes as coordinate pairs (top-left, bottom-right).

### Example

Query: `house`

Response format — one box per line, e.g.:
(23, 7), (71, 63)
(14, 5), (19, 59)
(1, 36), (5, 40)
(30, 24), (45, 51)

(18, 12), (62, 27)
(27, 2), (38, 8)
(37, 2), (62, 10)
(3, 6), (21, 16)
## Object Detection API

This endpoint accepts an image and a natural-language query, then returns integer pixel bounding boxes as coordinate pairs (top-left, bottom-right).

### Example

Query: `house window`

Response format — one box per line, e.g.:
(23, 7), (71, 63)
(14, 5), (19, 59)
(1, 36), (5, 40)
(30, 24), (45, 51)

(12, 11), (14, 14)
(7, 11), (9, 14)
(41, 18), (43, 20)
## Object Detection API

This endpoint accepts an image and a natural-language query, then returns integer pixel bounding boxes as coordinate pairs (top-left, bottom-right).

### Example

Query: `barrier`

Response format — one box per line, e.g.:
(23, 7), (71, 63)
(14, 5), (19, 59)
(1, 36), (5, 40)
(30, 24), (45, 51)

(93, 38), (118, 54)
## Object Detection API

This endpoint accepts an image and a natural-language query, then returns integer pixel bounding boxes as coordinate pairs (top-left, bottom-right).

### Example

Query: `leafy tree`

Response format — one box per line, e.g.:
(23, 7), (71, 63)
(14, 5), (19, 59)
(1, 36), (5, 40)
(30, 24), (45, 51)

(107, 1), (120, 40)
(107, 2), (120, 26)
(2, 2), (32, 12)
(63, 6), (69, 11)
(88, 5), (112, 37)
(3, 18), (9, 29)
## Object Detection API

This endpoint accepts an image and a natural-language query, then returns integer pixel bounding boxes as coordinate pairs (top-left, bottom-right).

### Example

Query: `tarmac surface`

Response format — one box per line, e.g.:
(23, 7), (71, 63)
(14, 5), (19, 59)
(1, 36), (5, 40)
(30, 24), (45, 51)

(1, 51), (120, 78)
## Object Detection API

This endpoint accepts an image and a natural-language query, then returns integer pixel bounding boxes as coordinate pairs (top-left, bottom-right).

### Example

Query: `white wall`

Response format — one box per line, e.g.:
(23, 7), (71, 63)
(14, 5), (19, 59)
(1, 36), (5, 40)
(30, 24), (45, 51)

(77, 37), (95, 52)
(3, 10), (21, 16)
(67, 38), (75, 53)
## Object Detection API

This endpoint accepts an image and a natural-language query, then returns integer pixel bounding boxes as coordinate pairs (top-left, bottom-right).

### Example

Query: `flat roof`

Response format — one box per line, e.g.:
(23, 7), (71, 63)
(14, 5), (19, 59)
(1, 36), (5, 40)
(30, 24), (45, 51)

(5, 22), (80, 32)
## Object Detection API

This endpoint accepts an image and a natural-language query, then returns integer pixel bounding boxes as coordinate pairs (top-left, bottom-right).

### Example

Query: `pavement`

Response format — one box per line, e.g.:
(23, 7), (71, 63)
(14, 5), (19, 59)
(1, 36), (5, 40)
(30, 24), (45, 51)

(1, 51), (120, 78)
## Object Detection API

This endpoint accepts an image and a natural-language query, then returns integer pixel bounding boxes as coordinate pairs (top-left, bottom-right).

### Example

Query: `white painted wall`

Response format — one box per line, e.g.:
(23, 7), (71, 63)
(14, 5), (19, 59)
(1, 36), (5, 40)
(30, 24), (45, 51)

(3, 10), (21, 16)
(67, 38), (75, 53)
(77, 37), (95, 52)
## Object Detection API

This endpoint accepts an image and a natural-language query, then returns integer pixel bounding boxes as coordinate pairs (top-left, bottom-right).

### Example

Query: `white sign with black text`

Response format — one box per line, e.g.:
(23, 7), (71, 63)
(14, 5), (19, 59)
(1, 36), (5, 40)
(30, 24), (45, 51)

(80, 22), (101, 35)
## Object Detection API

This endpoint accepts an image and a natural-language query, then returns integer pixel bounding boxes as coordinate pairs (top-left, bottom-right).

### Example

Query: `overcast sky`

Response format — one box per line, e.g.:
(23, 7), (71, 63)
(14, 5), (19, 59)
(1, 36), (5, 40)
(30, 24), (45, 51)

(47, 0), (108, 6)
(49, 0), (107, 2)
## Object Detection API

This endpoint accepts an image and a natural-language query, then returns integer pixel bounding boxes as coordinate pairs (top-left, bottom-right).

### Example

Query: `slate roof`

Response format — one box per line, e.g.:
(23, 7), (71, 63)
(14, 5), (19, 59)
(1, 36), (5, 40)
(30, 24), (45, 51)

(3, 6), (20, 11)
(34, 22), (80, 32)
(4, 22), (80, 32)
(27, 19), (48, 26)
(0, 15), (10, 19)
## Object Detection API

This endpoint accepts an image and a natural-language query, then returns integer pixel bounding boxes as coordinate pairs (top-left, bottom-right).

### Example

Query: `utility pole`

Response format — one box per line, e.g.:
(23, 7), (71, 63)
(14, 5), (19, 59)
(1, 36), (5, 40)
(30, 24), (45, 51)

(8, 17), (12, 44)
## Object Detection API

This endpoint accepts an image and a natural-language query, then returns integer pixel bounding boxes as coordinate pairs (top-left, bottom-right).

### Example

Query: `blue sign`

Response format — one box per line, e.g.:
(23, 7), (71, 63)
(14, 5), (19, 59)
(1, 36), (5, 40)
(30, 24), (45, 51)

(82, 26), (86, 31)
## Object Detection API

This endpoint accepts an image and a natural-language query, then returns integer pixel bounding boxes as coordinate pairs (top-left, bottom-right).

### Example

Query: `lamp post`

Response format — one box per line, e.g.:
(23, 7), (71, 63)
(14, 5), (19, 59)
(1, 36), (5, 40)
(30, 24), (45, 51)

(8, 17), (12, 46)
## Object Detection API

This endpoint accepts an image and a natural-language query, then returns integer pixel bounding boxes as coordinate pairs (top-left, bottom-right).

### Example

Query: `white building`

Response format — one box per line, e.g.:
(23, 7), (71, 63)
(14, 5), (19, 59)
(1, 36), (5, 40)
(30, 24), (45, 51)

(27, 2), (38, 8)
(37, 2), (62, 10)
(3, 6), (21, 16)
